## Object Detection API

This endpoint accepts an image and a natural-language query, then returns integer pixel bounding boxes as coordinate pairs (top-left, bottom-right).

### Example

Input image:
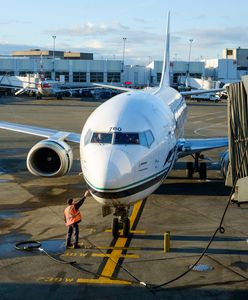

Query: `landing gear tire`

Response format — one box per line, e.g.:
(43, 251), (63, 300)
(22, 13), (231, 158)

(123, 218), (130, 237)
(186, 162), (194, 179)
(112, 218), (119, 238)
(112, 207), (130, 238)
(199, 162), (207, 179)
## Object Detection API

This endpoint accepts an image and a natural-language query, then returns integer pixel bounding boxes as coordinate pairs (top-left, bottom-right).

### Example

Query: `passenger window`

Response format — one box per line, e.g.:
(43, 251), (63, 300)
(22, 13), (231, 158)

(91, 132), (112, 144)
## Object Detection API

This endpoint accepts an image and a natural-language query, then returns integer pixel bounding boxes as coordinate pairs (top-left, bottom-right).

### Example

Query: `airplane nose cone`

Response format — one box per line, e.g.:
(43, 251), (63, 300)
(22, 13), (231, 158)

(85, 148), (133, 190)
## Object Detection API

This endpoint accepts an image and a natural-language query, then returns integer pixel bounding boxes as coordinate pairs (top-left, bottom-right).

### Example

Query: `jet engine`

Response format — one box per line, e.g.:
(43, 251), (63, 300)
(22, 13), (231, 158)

(27, 139), (73, 177)
(220, 150), (229, 178)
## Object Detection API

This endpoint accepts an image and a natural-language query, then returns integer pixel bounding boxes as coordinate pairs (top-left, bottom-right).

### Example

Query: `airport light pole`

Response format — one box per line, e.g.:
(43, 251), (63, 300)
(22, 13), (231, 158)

(52, 35), (56, 79)
(186, 39), (193, 87)
(122, 37), (127, 72)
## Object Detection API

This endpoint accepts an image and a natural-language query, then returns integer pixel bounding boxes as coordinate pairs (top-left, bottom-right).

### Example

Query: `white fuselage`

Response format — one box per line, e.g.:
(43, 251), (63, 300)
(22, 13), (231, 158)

(80, 86), (187, 208)
(37, 80), (61, 96)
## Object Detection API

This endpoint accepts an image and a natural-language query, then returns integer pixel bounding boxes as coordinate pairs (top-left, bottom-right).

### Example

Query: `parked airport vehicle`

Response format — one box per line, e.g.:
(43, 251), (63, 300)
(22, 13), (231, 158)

(191, 93), (220, 102)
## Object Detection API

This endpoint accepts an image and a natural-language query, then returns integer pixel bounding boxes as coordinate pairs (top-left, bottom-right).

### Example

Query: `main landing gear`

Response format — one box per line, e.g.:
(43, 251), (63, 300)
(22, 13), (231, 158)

(112, 207), (130, 238)
(186, 153), (207, 179)
(36, 93), (42, 100)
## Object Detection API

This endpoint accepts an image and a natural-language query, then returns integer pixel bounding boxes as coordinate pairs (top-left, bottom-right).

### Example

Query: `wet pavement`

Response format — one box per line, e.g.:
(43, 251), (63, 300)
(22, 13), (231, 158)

(0, 96), (247, 299)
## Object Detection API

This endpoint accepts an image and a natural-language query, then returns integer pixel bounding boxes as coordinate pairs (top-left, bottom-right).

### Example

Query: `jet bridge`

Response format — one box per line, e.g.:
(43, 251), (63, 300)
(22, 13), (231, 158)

(225, 76), (248, 203)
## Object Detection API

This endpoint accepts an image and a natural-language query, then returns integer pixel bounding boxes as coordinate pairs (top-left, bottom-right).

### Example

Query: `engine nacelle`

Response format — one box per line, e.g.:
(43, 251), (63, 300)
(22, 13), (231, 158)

(27, 139), (73, 177)
(220, 150), (229, 178)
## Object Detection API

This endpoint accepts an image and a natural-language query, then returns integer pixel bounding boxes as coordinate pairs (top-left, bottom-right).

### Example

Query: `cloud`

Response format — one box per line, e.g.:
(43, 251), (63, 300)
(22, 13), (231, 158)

(133, 17), (148, 24)
(176, 26), (248, 48)
(44, 22), (129, 37)
(0, 39), (9, 45)
(84, 40), (103, 49)
(44, 20), (164, 49)
(3, 24), (247, 63)
(43, 20), (165, 61)
(0, 19), (31, 25)
(194, 14), (206, 20)
(0, 42), (43, 55)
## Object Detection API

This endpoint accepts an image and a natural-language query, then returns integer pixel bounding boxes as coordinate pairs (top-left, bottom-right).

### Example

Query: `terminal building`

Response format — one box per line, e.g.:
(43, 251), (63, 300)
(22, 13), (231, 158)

(11, 49), (94, 60)
(0, 49), (124, 86)
(1, 47), (247, 88)
(0, 48), (206, 88)
(147, 60), (205, 87)
(205, 47), (248, 83)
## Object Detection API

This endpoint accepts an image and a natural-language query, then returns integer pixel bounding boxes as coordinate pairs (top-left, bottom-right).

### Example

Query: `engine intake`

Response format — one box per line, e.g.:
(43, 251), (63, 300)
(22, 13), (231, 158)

(27, 139), (73, 177)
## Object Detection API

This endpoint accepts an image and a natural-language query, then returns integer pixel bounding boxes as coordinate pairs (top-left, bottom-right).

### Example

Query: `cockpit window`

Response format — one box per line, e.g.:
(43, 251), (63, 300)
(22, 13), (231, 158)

(114, 133), (140, 145)
(145, 130), (155, 147)
(91, 132), (113, 144)
(89, 130), (154, 147)
(139, 130), (154, 147)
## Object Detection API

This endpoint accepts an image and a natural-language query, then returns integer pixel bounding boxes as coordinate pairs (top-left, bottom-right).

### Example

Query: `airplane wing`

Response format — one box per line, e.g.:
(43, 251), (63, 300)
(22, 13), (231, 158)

(180, 88), (225, 96)
(177, 137), (228, 158)
(0, 84), (38, 94)
(0, 84), (25, 89)
(92, 83), (135, 92)
(53, 86), (100, 94)
(0, 121), (80, 143)
(89, 85), (225, 95)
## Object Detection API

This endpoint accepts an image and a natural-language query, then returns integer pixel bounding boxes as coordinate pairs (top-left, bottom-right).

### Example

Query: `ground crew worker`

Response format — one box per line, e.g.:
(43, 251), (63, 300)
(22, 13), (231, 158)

(64, 190), (90, 248)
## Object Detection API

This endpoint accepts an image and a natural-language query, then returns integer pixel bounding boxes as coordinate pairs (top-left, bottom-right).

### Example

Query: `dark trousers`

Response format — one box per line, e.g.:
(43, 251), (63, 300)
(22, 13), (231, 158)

(66, 222), (79, 246)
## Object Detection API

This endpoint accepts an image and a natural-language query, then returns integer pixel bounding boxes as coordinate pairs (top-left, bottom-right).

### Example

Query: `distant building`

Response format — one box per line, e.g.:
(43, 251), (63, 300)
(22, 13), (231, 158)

(124, 65), (150, 87)
(205, 48), (248, 83)
(1, 47), (247, 87)
(205, 59), (238, 82)
(147, 60), (205, 86)
(223, 47), (248, 71)
(12, 49), (93, 60)
(0, 48), (123, 84)
(0, 57), (122, 85)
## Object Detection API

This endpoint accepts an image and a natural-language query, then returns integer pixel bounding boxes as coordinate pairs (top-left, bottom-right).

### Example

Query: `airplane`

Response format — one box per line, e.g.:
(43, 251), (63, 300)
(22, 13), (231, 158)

(29, 78), (80, 100)
(0, 73), (87, 100)
(0, 54), (89, 100)
(0, 13), (228, 237)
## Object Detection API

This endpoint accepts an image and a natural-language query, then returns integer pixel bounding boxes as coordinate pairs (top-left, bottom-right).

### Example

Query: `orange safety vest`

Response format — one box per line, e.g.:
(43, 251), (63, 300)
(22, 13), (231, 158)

(64, 205), (82, 226)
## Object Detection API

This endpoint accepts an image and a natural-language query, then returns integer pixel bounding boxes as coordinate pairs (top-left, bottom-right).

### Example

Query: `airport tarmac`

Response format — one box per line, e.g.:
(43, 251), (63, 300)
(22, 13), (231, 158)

(0, 96), (247, 300)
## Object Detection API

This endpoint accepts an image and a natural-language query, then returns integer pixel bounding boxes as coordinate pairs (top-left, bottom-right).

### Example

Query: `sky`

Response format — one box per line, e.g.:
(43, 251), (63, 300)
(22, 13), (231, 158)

(1, 0), (248, 65)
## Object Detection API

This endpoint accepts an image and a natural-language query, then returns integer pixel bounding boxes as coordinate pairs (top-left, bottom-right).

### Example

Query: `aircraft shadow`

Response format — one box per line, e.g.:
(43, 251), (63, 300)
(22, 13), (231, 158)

(0, 282), (247, 300)
(155, 181), (231, 196)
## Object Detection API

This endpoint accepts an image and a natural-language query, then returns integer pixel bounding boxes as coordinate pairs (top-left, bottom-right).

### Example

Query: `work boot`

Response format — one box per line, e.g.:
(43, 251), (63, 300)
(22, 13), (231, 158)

(73, 244), (81, 249)
(66, 243), (73, 249)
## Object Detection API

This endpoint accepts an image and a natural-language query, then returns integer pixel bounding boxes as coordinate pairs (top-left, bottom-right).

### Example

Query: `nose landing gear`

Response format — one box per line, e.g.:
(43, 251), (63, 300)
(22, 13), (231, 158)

(112, 207), (130, 238)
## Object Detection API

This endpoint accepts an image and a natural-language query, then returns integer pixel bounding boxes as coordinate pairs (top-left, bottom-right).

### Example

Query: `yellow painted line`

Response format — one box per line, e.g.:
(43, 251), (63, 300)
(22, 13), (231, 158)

(77, 277), (131, 285)
(96, 246), (141, 251)
(63, 252), (139, 259)
(92, 253), (139, 259)
(129, 200), (143, 227)
(37, 276), (75, 283)
(104, 229), (146, 234)
(100, 238), (128, 278)
(100, 200), (143, 280)
(63, 252), (87, 257)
